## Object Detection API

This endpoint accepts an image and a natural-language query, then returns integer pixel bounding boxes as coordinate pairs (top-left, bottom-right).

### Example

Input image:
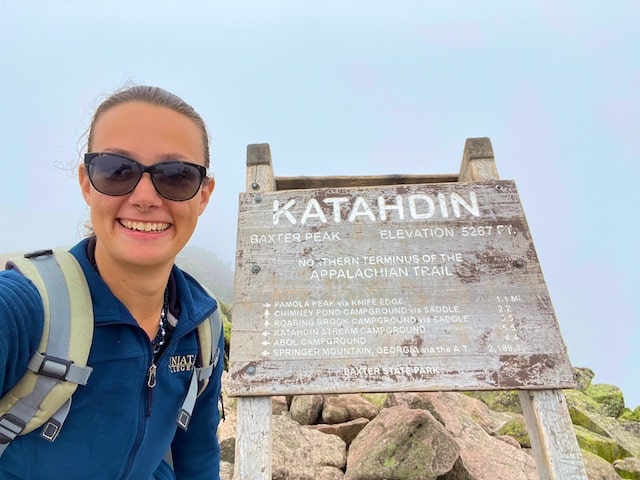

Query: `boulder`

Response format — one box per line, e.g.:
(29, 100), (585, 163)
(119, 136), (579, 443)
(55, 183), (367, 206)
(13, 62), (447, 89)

(581, 449), (624, 480)
(345, 405), (459, 480)
(574, 367), (596, 391)
(217, 367), (639, 479)
(308, 417), (370, 447)
(272, 413), (347, 480)
(573, 425), (632, 463)
(290, 394), (324, 425)
(220, 460), (234, 480)
(566, 390), (640, 458)
(421, 392), (538, 480)
(389, 391), (515, 436)
(613, 456), (640, 479)
(498, 415), (531, 448)
(321, 394), (379, 424)
(585, 384), (626, 418)
(272, 396), (289, 415)
(463, 390), (522, 413)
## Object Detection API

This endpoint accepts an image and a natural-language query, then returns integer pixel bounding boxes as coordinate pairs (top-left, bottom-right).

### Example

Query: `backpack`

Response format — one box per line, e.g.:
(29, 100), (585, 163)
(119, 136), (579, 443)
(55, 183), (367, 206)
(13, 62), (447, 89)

(0, 249), (222, 457)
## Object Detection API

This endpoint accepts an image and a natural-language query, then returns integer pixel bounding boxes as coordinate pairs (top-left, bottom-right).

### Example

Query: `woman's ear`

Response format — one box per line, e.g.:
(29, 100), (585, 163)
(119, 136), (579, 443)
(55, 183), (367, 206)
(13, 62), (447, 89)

(78, 163), (92, 205)
(198, 177), (215, 215)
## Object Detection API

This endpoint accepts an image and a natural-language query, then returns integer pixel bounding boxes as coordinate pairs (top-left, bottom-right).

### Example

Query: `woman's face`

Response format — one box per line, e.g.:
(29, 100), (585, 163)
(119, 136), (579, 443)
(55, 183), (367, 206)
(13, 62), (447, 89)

(79, 101), (214, 271)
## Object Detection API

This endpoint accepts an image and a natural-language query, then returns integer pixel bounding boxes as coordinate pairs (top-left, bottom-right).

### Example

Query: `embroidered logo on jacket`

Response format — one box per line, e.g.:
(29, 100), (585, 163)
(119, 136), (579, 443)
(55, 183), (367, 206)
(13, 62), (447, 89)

(169, 354), (196, 373)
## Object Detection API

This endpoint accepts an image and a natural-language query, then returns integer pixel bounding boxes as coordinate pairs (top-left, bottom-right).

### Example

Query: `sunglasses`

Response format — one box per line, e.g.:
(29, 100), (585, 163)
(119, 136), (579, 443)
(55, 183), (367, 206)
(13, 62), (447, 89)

(84, 152), (208, 201)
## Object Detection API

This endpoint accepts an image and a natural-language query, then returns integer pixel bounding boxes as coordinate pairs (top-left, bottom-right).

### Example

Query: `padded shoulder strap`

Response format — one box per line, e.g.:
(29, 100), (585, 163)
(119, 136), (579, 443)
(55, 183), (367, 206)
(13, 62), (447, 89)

(0, 250), (93, 452)
(175, 299), (222, 431)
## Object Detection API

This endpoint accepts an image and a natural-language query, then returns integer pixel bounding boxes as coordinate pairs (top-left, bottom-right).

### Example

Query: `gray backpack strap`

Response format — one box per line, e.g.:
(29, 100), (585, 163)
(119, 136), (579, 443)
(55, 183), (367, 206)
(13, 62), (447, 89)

(0, 250), (93, 455)
(175, 304), (222, 431)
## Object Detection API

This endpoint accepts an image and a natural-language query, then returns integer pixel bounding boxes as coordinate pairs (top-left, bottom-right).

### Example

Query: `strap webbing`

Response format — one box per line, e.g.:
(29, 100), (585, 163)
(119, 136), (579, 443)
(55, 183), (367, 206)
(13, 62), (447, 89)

(174, 304), (222, 431)
(34, 254), (72, 357)
(0, 251), (93, 456)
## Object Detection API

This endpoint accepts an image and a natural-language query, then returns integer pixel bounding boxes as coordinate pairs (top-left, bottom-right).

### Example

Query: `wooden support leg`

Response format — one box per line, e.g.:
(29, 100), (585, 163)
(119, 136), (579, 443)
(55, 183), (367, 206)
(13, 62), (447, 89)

(233, 397), (272, 480)
(519, 390), (587, 480)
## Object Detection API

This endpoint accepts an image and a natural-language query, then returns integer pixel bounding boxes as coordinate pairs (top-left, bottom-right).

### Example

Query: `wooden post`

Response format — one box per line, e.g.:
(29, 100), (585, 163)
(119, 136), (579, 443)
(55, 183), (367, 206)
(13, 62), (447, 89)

(233, 144), (274, 480)
(458, 137), (499, 182)
(519, 390), (588, 479)
(459, 138), (587, 480)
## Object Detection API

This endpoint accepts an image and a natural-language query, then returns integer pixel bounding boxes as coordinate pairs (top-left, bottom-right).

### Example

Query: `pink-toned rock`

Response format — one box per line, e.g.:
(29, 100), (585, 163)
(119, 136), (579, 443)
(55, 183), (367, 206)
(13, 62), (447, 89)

(421, 392), (538, 480)
(308, 417), (370, 446)
(272, 396), (289, 415)
(345, 406), (459, 480)
(272, 414), (346, 480)
(322, 394), (379, 424)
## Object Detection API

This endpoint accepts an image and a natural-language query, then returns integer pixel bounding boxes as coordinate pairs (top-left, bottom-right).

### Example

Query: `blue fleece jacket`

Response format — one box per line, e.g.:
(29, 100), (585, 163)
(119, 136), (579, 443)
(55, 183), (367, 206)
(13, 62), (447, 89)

(0, 239), (224, 480)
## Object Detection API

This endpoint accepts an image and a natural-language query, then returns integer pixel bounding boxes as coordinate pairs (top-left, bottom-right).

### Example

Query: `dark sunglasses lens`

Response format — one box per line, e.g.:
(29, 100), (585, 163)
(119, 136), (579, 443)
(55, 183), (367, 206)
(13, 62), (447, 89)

(89, 155), (140, 195)
(153, 163), (203, 201)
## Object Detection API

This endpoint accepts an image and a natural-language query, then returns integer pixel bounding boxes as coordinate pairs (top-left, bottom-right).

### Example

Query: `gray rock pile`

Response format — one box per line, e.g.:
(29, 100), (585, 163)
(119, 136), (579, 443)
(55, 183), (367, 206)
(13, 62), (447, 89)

(218, 368), (640, 479)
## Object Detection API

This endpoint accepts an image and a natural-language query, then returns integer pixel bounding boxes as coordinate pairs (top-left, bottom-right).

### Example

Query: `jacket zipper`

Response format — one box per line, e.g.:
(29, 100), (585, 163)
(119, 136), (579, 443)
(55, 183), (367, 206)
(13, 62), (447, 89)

(121, 341), (158, 479)
(146, 362), (157, 415)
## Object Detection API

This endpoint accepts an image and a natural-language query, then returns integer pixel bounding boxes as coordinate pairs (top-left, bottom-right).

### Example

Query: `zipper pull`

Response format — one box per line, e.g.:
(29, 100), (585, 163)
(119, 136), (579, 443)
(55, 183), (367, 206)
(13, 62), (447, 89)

(147, 363), (157, 388)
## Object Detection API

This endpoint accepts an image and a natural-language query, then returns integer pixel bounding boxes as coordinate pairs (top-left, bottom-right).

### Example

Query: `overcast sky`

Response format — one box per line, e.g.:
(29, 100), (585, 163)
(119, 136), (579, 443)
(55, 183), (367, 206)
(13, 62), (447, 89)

(1, 1), (638, 407)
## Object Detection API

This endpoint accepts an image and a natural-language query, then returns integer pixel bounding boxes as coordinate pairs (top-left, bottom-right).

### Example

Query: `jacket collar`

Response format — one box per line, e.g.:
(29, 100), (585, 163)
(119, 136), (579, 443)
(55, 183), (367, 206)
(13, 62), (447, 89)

(69, 238), (216, 335)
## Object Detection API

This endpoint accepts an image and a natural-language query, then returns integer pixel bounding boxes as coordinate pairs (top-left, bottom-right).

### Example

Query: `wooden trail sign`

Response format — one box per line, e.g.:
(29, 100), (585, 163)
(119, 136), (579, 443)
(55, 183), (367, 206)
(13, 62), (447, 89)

(230, 138), (587, 480)
(229, 181), (574, 396)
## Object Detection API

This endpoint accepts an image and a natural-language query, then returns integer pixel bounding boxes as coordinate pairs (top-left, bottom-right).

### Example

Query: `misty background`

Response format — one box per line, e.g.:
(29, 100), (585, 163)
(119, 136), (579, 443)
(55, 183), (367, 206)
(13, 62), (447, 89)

(1, 2), (638, 407)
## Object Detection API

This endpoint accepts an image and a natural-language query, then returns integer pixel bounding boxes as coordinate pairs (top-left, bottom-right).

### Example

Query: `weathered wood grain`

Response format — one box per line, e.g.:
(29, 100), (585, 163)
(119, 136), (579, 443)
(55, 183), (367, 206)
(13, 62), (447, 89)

(229, 180), (574, 396)
(233, 144), (275, 480)
(519, 390), (589, 479)
(233, 397), (272, 480)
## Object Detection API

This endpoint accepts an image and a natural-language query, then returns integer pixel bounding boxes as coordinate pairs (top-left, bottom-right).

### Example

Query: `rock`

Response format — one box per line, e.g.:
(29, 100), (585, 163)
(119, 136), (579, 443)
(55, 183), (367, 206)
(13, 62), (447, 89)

(498, 416), (531, 448)
(220, 460), (234, 480)
(581, 450), (623, 480)
(566, 390), (640, 458)
(344, 405), (459, 480)
(573, 425), (632, 463)
(422, 392), (538, 480)
(308, 417), (370, 447)
(290, 394), (324, 425)
(496, 434), (523, 449)
(574, 367), (596, 391)
(217, 385), (238, 464)
(272, 396), (289, 415)
(389, 391), (515, 436)
(321, 394), (379, 424)
(272, 413), (347, 480)
(219, 435), (236, 465)
(216, 365), (640, 479)
(567, 389), (612, 436)
(585, 384), (626, 418)
(620, 407), (640, 422)
(359, 393), (389, 408)
(463, 390), (522, 413)
(613, 457), (640, 479)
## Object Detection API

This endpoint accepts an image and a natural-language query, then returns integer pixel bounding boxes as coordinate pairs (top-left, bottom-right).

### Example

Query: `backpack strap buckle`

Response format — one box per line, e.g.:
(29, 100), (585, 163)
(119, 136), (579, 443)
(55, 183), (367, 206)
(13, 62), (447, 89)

(30, 354), (72, 381)
(28, 353), (93, 385)
(40, 419), (62, 442)
(0, 414), (26, 444)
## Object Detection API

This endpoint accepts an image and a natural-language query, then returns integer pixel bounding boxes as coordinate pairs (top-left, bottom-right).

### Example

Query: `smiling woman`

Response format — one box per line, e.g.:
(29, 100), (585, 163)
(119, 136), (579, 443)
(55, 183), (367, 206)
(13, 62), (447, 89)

(0, 86), (225, 480)
(80, 99), (214, 287)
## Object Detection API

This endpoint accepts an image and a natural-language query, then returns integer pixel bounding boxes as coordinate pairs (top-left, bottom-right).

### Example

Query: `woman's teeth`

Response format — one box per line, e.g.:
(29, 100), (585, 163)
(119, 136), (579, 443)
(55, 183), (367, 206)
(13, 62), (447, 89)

(120, 220), (170, 232)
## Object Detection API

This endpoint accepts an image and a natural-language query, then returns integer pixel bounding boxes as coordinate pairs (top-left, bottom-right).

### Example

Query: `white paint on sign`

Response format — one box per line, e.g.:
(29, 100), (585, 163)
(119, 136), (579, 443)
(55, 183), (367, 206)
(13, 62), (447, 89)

(273, 191), (480, 225)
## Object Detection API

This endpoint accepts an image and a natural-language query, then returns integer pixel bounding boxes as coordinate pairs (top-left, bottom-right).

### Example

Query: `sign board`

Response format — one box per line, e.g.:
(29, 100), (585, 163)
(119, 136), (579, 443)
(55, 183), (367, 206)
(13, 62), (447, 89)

(228, 180), (574, 396)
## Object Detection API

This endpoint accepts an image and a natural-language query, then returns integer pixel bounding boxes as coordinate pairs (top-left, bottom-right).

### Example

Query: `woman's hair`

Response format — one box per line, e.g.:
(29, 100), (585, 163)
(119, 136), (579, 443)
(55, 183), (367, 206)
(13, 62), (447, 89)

(87, 85), (211, 167)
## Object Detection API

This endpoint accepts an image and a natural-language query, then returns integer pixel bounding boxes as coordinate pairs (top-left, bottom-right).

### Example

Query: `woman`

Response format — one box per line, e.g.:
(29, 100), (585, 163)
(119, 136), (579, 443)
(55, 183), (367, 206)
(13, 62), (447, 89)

(0, 86), (224, 479)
